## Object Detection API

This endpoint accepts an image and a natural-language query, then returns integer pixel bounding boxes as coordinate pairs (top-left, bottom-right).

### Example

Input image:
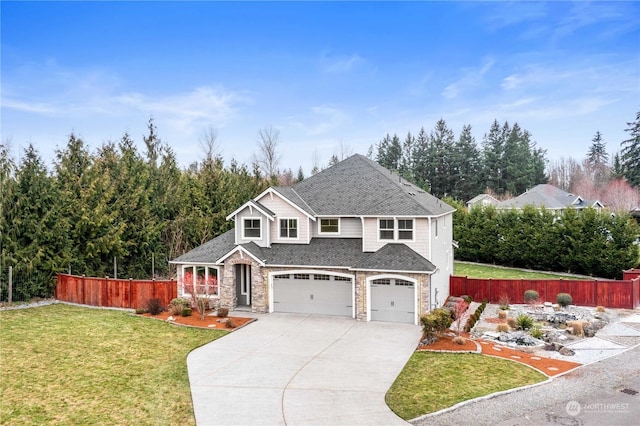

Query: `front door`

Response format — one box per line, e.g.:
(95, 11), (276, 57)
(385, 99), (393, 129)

(235, 264), (251, 306)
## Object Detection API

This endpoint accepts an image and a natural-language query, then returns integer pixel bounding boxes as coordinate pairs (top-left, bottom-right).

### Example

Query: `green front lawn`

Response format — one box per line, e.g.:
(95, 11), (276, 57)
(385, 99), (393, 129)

(386, 352), (546, 420)
(454, 261), (587, 280)
(0, 304), (225, 425)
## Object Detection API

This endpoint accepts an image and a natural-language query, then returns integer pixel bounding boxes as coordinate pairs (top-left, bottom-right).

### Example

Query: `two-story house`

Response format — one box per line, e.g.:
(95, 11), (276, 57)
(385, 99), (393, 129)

(495, 184), (604, 214)
(170, 154), (455, 324)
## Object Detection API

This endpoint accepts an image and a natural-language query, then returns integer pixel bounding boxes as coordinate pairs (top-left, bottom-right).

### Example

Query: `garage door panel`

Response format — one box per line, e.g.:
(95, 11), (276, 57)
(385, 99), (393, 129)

(273, 276), (352, 317)
(370, 279), (415, 324)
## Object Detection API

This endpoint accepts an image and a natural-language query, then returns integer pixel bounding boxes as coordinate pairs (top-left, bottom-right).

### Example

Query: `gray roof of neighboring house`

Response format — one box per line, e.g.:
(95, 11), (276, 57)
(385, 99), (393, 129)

(170, 229), (236, 263)
(173, 236), (436, 273)
(286, 154), (454, 217)
(497, 184), (602, 210)
(467, 193), (499, 205)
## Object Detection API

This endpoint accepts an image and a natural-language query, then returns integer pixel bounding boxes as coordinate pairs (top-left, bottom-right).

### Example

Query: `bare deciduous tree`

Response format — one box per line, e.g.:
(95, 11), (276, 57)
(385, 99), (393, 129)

(199, 126), (221, 162)
(254, 126), (281, 178)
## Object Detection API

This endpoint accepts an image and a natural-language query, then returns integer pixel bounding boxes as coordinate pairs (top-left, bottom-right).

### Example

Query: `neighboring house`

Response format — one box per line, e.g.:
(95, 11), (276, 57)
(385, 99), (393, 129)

(170, 154), (455, 324)
(496, 184), (604, 214)
(467, 193), (499, 210)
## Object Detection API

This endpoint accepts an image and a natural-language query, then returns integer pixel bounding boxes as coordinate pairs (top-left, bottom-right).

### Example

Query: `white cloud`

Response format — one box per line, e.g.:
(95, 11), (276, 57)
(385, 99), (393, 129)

(319, 51), (363, 74)
(442, 58), (495, 99)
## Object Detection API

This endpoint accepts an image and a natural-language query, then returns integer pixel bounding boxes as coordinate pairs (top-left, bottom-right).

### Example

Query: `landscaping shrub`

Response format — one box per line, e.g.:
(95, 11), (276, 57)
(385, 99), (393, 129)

(420, 308), (453, 340)
(134, 307), (146, 315)
(181, 307), (192, 317)
(225, 318), (237, 329)
(498, 294), (510, 310)
(524, 290), (539, 304)
(506, 317), (517, 329)
(498, 310), (507, 319)
(596, 306), (605, 313)
(567, 320), (586, 336)
(496, 323), (509, 332)
(556, 293), (573, 307)
(169, 298), (191, 316)
(452, 336), (465, 345)
(530, 327), (544, 339)
(462, 295), (473, 304)
(216, 307), (229, 318)
(516, 314), (534, 330)
(145, 298), (165, 316)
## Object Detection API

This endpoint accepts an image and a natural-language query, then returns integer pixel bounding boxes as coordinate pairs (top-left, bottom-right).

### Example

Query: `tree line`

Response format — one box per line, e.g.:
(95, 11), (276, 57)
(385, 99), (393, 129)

(449, 201), (639, 279)
(1, 119), (270, 296)
(373, 118), (548, 201)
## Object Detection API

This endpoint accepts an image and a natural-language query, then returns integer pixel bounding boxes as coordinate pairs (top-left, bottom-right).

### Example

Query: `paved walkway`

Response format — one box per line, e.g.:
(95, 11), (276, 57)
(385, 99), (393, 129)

(187, 313), (421, 425)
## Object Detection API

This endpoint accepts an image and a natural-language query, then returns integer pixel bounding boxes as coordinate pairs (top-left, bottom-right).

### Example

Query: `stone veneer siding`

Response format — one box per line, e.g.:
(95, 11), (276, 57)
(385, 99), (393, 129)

(221, 252), (266, 313)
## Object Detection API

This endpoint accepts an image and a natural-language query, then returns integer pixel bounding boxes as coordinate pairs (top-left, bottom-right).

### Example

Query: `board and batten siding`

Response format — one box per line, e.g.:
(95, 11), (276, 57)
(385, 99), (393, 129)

(311, 217), (361, 238)
(257, 194), (310, 243)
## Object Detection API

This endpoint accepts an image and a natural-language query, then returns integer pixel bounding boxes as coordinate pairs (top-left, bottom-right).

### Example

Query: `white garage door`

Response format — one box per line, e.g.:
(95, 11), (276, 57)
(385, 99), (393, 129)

(273, 273), (353, 317)
(370, 278), (415, 323)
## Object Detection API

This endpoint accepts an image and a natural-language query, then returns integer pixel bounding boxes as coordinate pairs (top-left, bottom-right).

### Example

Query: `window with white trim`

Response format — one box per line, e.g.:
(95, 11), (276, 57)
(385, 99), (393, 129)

(372, 278), (391, 285)
(243, 218), (261, 239)
(395, 279), (413, 286)
(314, 274), (330, 280)
(274, 274), (290, 279)
(398, 219), (413, 240)
(279, 218), (298, 238)
(182, 265), (218, 296)
(293, 274), (310, 280)
(319, 218), (339, 234)
(379, 219), (394, 240)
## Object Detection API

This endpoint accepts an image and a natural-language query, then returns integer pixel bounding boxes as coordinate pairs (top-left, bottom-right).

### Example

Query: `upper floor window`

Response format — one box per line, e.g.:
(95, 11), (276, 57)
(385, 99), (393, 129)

(243, 218), (261, 239)
(319, 218), (339, 234)
(398, 219), (414, 240)
(280, 218), (298, 238)
(379, 219), (394, 240)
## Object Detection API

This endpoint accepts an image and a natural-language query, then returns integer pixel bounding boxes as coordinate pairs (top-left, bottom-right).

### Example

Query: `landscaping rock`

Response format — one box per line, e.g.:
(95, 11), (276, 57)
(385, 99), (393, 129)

(559, 346), (575, 356)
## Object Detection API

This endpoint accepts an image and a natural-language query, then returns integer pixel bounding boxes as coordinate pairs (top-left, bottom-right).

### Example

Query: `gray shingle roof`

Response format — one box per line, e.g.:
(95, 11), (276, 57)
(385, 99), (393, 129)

(355, 243), (436, 272)
(497, 184), (602, 210)
(172, 235), (435, 273)
(270, 187), (316, 216)
(289, 154), (454, 217)
(170, 229), (236, 263)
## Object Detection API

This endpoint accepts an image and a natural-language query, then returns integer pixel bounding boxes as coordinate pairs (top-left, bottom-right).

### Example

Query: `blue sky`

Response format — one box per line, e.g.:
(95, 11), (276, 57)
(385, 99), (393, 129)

(2, 1), (638, 174)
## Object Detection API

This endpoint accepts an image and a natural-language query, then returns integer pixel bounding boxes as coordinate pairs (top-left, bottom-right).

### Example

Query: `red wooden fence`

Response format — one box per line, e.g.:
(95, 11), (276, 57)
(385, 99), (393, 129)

(450, 275), (640, 309)
(56, 274), (177, 309)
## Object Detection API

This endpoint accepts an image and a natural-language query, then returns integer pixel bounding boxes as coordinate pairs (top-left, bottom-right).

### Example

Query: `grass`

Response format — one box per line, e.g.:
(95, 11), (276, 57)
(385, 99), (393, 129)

(454, 261), (587, 280)
(386, 352), (546, 420)
(0, 304), (226, 425)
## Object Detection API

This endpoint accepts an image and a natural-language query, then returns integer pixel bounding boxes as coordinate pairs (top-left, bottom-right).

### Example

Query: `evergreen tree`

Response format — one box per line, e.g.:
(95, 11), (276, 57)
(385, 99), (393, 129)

(296, 166), (305, 183)
(586, 131), (610, 188)
(412, 127), (430, 191)
(482, 120), (505, 195)
(0, 143), (17, 271)
(428, 119), (456, 198)
(621, 111), (640, 187)
(451, 124), (482, 201)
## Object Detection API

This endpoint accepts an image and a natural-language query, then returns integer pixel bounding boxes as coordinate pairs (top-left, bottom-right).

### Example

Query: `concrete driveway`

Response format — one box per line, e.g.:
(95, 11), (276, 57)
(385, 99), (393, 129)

(187, 313), (421, 425)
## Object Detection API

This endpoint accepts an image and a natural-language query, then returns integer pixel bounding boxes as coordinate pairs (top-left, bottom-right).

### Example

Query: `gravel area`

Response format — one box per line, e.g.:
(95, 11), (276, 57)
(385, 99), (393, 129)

(410, 344), (640, 425)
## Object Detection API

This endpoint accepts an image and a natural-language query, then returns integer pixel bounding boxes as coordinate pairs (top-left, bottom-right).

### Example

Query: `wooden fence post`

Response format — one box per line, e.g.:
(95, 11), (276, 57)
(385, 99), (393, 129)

(8, 266), (12, 304)
(81, 274), (86, 305)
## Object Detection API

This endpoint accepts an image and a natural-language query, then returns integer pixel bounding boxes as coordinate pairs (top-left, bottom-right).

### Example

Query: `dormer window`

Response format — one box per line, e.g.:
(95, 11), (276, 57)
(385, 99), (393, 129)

(243, 218), (261, 239)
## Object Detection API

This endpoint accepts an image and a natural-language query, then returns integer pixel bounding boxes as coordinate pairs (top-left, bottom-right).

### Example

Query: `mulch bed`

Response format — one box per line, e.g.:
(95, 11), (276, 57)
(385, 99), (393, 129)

(140, 310), (254, 330)
(419, 333), (582, 377)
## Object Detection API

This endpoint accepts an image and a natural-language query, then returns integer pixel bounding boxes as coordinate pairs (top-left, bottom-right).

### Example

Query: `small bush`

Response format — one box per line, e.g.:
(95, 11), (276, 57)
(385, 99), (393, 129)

(498, 310), (508, 319)
(567, 320), (586, 336)
(498, 294), (510, 310)
(134, 307), (147, 315)
(145, 298), (165, 316)
(421, 308), (453, 339)
(524, 290), (539, 304)
(225, 318), (236, 329)
(496, 323), (509, 332)
(596, 306), (605, 313)
(169, 304), (183, 316)
(506, 317), (517, 329)
(556, 293), (573, 307)
(216, 307), (229, 318)
(452, 336), (465, 345)
(462, 295), (473, 304)
(530, 327), (544, 339)
(181, 307), (192, 317)
(516, 314), (534, 330)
